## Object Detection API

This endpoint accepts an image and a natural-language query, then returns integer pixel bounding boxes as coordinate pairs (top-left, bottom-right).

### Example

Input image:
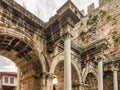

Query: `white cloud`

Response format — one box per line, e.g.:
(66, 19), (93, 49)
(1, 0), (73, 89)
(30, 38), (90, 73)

(3, 65), (17, 72)
(15, 0), (99, 22)
(0, 56), (17, 72)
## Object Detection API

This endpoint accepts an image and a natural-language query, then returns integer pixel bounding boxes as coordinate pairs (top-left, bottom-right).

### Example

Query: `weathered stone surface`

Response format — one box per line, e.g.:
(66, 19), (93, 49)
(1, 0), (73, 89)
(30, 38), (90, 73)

(0, 0), (120, 90)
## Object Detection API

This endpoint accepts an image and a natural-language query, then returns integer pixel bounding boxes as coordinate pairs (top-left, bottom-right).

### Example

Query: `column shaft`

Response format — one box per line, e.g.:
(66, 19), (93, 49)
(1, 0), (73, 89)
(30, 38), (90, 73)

(113, 68), (119, 90)
(64, 36), (71, 90)
(98, 60), (103, 90)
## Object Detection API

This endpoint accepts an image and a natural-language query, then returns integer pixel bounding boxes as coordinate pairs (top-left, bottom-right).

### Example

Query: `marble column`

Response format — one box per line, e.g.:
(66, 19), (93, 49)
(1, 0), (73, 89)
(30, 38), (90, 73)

(64, 33), (72, 90)
(98, 59), (103, 90)
(112, 67), (119, 90)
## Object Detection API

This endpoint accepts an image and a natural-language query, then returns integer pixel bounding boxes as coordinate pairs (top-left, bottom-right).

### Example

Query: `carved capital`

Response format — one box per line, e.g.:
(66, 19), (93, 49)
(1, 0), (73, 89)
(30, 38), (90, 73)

(95, 54), (105, 62)
(48, 73), (57, 79)
(111, 67), (119, 72)
(63, 32), (72, 39)
(63, 25), (73, 39)
(41, 72), (57, 79)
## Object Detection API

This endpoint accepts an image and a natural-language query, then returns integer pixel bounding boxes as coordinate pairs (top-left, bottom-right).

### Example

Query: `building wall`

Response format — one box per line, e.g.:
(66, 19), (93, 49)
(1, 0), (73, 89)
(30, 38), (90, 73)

(0, 0), (120, 90)
(2, 75), (17, 87)
(72, 0), (120, 89)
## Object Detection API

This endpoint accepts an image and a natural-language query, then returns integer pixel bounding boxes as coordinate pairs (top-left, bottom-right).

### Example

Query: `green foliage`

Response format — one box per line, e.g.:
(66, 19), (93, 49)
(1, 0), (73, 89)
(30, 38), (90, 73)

(86, 15), (98, 25)
(112, 31), (119, 43)
(107, 15), (111, 20)
(92, 15), (98, 22)
(79, 43), (85, 49)
(112, 36), (120, 43)
(99, 10), (106, 18)
(87, 19), (93, 25)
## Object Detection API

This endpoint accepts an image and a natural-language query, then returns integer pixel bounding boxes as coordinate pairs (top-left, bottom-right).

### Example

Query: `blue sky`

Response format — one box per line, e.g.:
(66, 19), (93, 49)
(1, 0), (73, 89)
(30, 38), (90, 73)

(0, 0), (99, 72)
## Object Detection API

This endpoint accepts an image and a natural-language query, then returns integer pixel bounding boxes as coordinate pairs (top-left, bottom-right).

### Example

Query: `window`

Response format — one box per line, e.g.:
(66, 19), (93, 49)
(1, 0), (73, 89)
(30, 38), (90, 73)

(4, 77), (8, 83)
(10, 78), (14, 84)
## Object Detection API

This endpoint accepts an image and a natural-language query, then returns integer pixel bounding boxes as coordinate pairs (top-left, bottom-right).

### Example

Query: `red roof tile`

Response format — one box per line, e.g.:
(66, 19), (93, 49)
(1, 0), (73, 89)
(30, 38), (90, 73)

(0, 72), (17, 76)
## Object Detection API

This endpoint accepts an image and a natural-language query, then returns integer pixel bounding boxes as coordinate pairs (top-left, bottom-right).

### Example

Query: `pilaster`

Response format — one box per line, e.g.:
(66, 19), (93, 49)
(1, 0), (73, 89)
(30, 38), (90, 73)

(45, 72), (56, 90)
(17, 68), (21, 90)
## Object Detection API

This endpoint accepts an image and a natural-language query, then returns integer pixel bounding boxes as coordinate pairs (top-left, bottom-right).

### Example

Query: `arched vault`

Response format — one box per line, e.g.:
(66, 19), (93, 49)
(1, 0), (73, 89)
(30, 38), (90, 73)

(50, 52), (81, 83)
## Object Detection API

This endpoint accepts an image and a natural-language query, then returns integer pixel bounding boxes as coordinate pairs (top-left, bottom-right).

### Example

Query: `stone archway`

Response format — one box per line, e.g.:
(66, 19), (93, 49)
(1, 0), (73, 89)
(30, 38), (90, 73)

(0, 28), (47, 90)
(50, 53), (81, 90)
(0, 14), (48, 74)
(82, 66), (98, 90)
(84, 73), (98, 90)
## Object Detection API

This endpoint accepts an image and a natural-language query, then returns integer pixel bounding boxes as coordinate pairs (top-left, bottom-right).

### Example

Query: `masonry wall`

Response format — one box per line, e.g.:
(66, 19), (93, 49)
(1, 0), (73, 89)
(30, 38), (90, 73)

(103, 71), (113, 90)
(73, 0), (120, 56)
(72, 0), (120, 89)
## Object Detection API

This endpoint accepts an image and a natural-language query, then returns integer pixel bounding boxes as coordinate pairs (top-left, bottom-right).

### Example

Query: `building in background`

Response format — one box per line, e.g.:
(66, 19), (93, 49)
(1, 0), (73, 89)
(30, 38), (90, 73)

(0, 72), (17, 90)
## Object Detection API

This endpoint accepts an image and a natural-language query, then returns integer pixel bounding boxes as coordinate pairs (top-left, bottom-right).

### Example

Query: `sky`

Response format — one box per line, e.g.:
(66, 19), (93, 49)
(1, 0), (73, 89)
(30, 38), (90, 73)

(0, 56), (17, 72)
(15, 0), (99, 22)
(0, 0), (99, 72)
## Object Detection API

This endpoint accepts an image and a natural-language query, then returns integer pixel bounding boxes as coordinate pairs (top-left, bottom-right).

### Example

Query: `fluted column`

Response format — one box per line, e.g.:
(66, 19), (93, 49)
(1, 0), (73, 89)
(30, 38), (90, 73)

(98, 59), (103, 90)
(112, 67), (119, 90)
(64, 32), (72, 90)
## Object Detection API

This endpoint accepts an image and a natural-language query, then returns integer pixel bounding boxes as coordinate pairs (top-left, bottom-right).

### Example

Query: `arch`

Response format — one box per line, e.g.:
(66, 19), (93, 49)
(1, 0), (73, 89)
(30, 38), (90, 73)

(82, 65), (98, 82)
(81, 63), (98, 90)
(50, 52), (81, 82)
(84, 73), (98, 90)
(0, 26), (48, 74)
(49, 52), (81, 90)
